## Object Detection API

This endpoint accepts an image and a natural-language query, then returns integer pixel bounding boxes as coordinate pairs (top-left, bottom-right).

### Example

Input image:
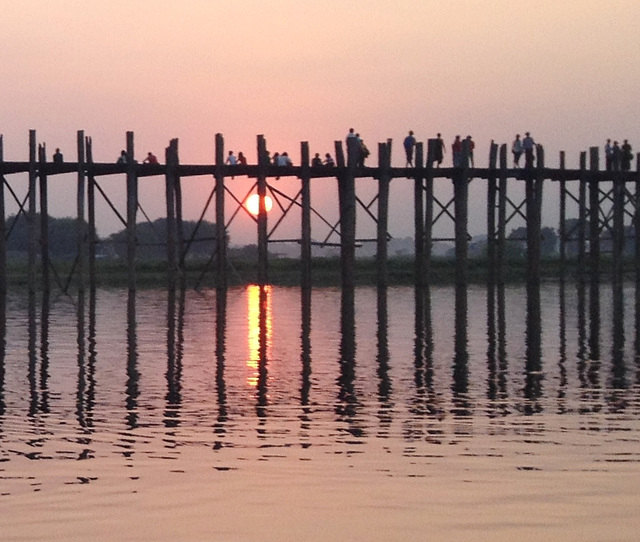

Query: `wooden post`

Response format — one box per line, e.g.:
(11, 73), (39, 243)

(337, 138), (357, 290)
(578, 152), (587, 285)
(28, 130), (37, 298)
(487, 142), (498, 285)
(559, 151), (566, 281)
(377, 141), (391, 289)
(497, 144), (508, 286)
(612, 153), (625, 288)
(86, 137), (97, 290)
(414, 142), (425, 287)
(165, 138), (178, 289)
(215, 134), (227, 289)
(257, 135), (268, 285)
(424, 141), (435, 283)
(0, 136), (5, 297)
(38, 143), (49, 292)
(77, 130), (86, 294)
(526, 145), (544, 287)
(126, 131), (137, 292)
(589, 147), (600, 286)
(453, 139), (470, 288)
(174, 156), (184, 287)
(300, 141), (311, 290)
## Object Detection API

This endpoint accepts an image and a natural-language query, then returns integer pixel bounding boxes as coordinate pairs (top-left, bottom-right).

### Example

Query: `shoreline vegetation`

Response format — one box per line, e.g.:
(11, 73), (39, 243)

(2, 256), (634, 289)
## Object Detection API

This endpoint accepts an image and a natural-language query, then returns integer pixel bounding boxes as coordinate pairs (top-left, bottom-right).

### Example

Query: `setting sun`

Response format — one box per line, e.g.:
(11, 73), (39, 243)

(246, 194), (273, 216)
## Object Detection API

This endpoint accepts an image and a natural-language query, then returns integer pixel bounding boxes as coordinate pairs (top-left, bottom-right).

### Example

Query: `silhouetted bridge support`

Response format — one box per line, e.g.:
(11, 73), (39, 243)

(0, 129), (639, 305)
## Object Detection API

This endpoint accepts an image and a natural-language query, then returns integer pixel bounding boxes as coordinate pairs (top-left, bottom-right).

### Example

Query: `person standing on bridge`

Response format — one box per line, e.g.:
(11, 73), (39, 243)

(523, 132), (535, 169)
(512, 134), (523, 168)
(605, 139), (613, 171)
(403, 130), (416, 166)
(621, 139), (633, 171)
(466, 135), (475, 167)
(612, 141), (621, 171)
(452, 135), (462, 167)
(434, 133), (445, 167)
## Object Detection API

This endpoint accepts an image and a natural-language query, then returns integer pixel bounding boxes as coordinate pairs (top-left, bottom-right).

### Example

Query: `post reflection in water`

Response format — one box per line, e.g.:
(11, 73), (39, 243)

(524, 281), (543, 413)
(0, 290), (5, 417)
(376, 286), (392, 436)
(412, 284), (440, 438)
(165, 288), (185, 428)
(558, 280), (568, 412)
(39, 289), (51, 415)
(126, 289), (140, 430)
(611, 280), (627, 400)
(452, 283), (471, 417)
(300, 287), (312, 408)
(246, 285), (271, 416)
(214, 287), (228, 443)
(28, 289), (38, 416)
(337, 286), (357, 419)
(485, 282), (509, 416)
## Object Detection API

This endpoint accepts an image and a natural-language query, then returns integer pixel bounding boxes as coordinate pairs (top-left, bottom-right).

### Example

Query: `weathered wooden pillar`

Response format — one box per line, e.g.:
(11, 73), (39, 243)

(612, 153), (625, 287)
(28, 130), (37, 298)
(526, 145), (544, 287)
(337, 138), (357, 290)
(578, 152), (587, 285)
(300, 141), (312, 290)
(487, 142), (498, 285)
(497, 144), (508, 286)
(165, 138), (179, 289)
(174, 158), (185, 287)
(558, 151), (566, 281)
(414, 142), (425, 286)
(257, 135), (269, 285)
(377, 140), (391, 289)
(215, 134), (227, 290)
(126, 131), (137, 292)
(77, 130), (86, 294)
(86, 137), (97, 290)
(38, 143), (49, 292)
(0, 136), (6, 296)
(589, 147), (600, 285)
(453, 139), (470, 287)
(424, 140), (435, 282)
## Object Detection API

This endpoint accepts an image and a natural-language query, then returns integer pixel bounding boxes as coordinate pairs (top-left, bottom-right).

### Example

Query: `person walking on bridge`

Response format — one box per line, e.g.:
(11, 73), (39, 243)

(523, 132), (535, 169)
(403, 130), (416, 166)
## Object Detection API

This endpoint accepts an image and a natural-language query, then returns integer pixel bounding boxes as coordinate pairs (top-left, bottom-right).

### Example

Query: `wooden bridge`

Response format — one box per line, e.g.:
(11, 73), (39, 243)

(0, 130), (639, 298)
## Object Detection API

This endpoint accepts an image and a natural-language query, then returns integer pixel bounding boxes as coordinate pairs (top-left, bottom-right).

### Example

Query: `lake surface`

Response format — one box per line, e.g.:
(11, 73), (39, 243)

(1, 283), (639, 541)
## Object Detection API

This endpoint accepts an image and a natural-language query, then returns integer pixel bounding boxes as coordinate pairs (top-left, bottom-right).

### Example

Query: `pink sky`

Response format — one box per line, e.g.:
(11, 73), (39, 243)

(1, 0), (639, 244)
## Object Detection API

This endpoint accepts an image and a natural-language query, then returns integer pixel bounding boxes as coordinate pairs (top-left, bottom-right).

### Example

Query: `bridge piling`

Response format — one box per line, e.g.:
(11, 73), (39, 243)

(300, 141), (311, 290)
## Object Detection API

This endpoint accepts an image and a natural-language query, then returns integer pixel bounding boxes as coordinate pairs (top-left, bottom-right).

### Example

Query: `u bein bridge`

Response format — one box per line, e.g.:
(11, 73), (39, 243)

(0, 129), (639, 299)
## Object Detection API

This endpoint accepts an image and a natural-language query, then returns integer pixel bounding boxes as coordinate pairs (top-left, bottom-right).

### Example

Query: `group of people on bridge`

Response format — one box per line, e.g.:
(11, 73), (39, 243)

(605, 139), (634, 171)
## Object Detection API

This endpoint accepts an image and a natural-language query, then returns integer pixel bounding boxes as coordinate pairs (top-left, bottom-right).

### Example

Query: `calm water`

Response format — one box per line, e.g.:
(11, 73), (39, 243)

(1, 283), (639, 541)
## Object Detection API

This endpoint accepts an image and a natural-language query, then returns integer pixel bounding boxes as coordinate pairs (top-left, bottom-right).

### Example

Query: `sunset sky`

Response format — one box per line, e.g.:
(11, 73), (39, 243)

(1, 0), (639, 244)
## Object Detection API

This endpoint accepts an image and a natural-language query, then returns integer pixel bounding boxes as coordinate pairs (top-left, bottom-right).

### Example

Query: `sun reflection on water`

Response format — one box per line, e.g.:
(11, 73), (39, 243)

(246, 284), (272, 387)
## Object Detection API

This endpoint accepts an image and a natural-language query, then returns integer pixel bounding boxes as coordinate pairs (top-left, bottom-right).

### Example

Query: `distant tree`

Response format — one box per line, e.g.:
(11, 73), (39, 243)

(105, 218), (223, 260)
(506, 225), (558, 258)
(6, 213), (84, 259)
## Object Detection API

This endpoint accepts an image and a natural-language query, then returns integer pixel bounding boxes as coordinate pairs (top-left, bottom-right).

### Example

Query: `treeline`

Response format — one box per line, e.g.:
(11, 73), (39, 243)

(4, 214), (222, 260)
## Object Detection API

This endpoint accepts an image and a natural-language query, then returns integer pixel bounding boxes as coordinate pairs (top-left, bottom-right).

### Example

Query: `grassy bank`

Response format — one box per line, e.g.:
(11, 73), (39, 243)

(3, 256), (634, 289)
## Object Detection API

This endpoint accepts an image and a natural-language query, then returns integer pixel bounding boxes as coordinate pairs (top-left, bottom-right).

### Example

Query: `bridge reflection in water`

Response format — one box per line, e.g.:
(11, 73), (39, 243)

(0, 277), (637, 449)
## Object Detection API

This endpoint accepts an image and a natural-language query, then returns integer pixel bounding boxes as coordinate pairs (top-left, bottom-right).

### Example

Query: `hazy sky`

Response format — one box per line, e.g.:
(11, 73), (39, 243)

(1, 0), (639, 244)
